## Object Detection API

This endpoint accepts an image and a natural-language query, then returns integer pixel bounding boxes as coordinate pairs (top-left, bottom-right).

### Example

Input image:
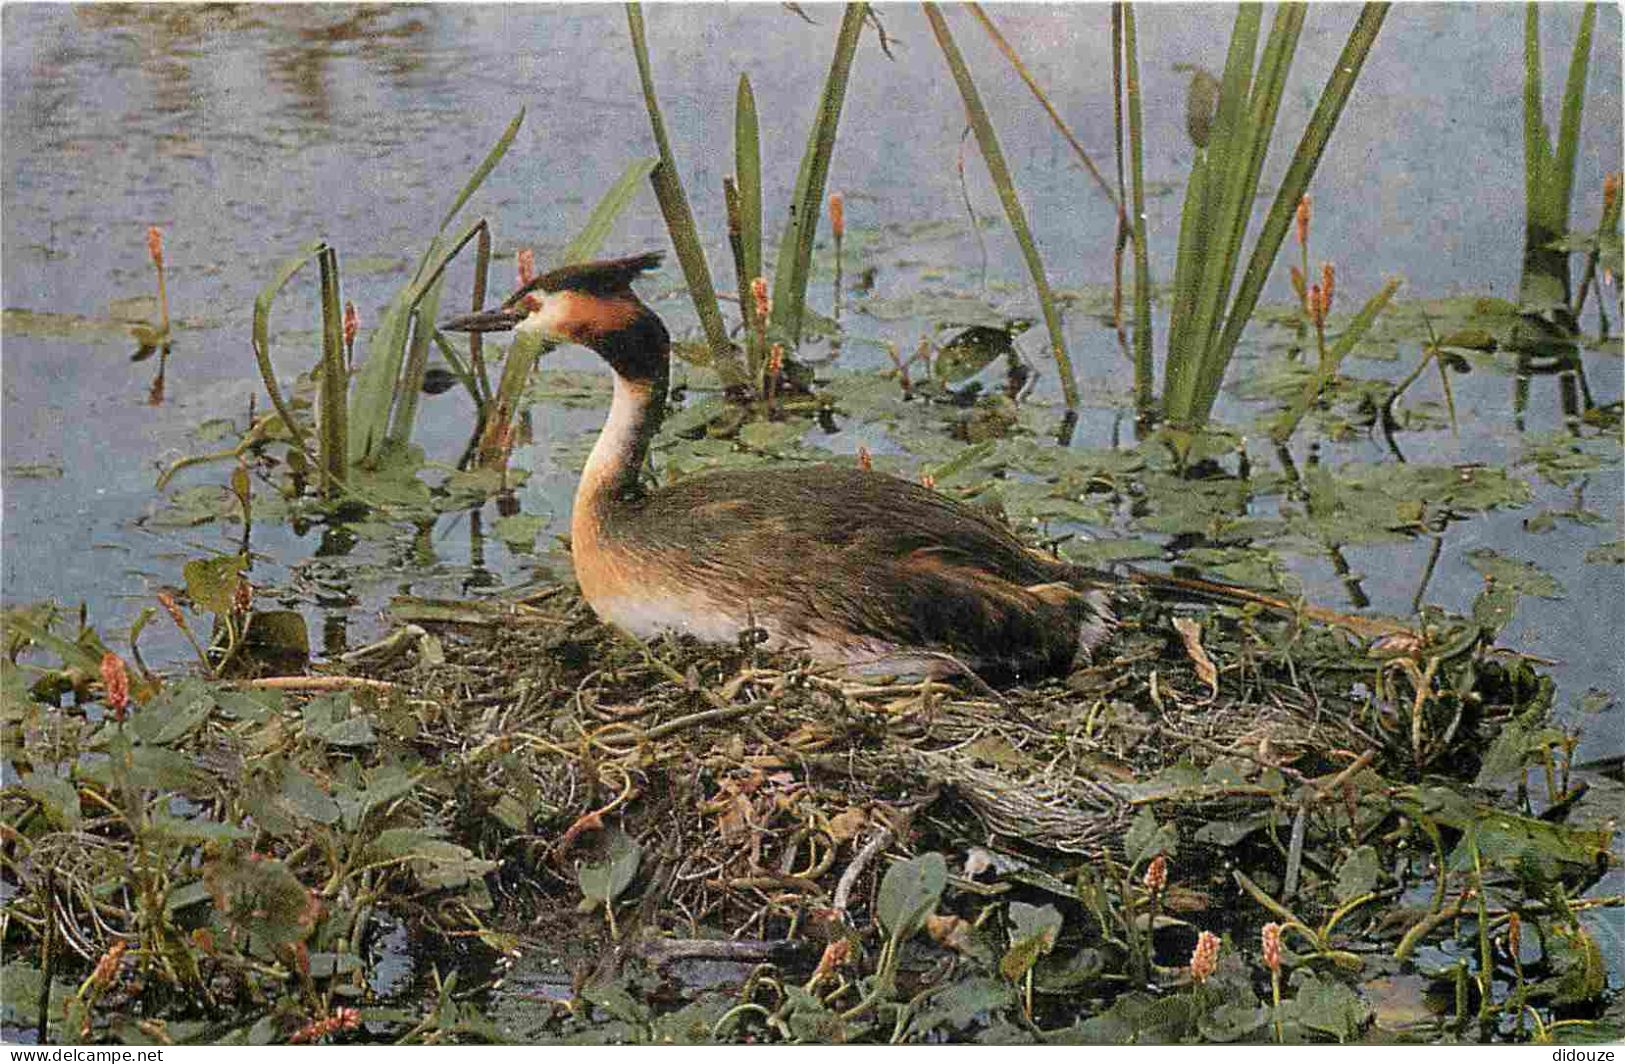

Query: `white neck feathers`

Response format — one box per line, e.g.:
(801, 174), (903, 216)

(575, 373), (651, 516)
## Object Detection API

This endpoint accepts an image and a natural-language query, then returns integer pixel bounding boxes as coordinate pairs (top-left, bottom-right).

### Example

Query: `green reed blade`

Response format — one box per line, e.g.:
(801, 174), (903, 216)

(468, 222), (493, 405)
(1178, 4), (1305, 426)
(1162, 153), (1211, 422)
(925, 2), (1078, 411)
(735, 74), (763, 288)
(1553, 3), (1596, 233)
(1122, 3), (1153, 413)
(1520, 4), (1564, 312)
(626, 2), (744, 390)
(1272, 275), (1401, 442)
(350, 219), (482, 465)
(1173, 3), (1261, 416)
(348, 111), (524, 464)
(724, 179), (760, 384)
(1524, 3), (1550, 213)
(347, 292), (410, 465)
(734, 74), (765, 382)
(478, 325), (549, 470)
(437, 107), (524, 235)
(1198, 1), (1389, 423)
(317, 245), (348, 497)
(969, 3), (1117, 208)
(771, 2), (866, 349)
(251, 241), (324, 458)
(1520, 2), (1596, 316)
(1204, 5), (1303, 358)
(430, 330), (481, 406)
(561, 157), (660, 265)
(405, 219), (487, 310)
(388, 274), (444, 449)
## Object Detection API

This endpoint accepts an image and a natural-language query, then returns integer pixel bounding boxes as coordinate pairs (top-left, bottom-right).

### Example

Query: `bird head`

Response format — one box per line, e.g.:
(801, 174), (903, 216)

(440, 251), (669, 381)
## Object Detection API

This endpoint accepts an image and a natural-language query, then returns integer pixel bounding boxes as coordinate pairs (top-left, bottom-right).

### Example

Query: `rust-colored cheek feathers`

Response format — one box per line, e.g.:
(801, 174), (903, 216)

(550, 291), (643, 347)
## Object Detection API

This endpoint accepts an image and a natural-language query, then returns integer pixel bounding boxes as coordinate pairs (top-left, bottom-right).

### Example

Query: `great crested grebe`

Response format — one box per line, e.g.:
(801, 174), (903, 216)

(442, 252), (1116, 682)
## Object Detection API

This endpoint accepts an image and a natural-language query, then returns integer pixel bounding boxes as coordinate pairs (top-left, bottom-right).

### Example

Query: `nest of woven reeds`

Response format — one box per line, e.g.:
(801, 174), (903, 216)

(349, 580), (1505, 926)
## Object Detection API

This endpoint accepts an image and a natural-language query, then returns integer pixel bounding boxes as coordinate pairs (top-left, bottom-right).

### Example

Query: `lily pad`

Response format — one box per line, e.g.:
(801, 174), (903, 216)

(1463, 547), (1564, 599)
(877, 851), (947, 944)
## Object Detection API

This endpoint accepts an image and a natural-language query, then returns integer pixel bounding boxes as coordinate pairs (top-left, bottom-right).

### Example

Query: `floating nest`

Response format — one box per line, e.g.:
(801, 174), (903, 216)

(348, 580), (1521, 925)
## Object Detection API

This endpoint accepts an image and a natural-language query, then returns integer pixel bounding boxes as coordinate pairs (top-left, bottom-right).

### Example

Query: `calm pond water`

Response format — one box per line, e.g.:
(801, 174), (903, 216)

(2, 2), (1621, 766)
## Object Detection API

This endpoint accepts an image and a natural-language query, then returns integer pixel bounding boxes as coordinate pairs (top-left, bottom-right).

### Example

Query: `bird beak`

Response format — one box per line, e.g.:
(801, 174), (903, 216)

(438, 306), (527, 333)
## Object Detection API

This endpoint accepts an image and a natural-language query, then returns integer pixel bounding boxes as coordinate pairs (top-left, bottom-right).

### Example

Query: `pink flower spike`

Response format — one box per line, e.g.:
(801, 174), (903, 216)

(1189, 930), (1220, 984)
(100, 652), (129, 721)
(1261, 922), (1282, 973)
(1143, 854), (1168, 896)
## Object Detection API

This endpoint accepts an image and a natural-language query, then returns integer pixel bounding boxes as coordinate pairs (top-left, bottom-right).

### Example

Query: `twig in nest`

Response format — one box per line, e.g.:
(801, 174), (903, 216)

(645, 704), (764, 742)
(556, 764), (639, 863)
(635, 937), (808, 968)
(1313, 750), (1376, 800)
(833, 822), (894, 914)
(243, 676), (397, 692)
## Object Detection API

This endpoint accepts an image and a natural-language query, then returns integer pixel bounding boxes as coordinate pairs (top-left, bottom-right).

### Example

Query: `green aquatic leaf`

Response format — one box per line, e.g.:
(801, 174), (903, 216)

(1518, 432), (1614, 488)
(1073, 991), (1202, 1044)
(578, 828), (642, 909)
(1463, 547), (1565, 599)
(346, 441), (432, 512)
(131, 679), (215, 746)
(5, 462), (64, 479)
(738, 420), (807, 453)
(79, 744), (201, 792)
(1281, 969), (1370, 1042)
(1471, 584), (1521, 641)
(1, 307), (136, 341)
(1193, 813), (1274, 848)
(1124, 806), (1177, 869)
(858, 290), (1012, 326)
(366, 827), (497, 890)
(301, 692), (376, 748)
(933, 323), (1025, 383)
(493, 513), (546, 552)
(1585, 540), (1625, 565)
(910, 976), (1016, 1036)
(1547, 924), (1608, 1005)
(149, 485), (242, 528)
(0, 660), (36, 723)
(22, 769), (80, 831)
(183, 554), (248, 617)
(0, 963), (76, 1028)
(526, 369), (613, 408)
(1333, 845), (1381, 903)
(206, 851), (318, 946)
(147, 812), (252, 844)
(280, 766), (342, 825)
(877, 851), (947, 944)
(1000, 901), (1063, 980)
(1063, 538), (1163, 568)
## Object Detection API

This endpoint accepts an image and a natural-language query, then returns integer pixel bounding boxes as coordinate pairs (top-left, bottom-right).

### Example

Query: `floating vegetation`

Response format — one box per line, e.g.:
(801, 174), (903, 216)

(2, 568), (1616, 1044)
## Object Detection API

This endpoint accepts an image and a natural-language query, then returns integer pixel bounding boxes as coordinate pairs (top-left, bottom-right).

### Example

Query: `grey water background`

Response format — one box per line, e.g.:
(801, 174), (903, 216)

(2, 4), (1621, 763)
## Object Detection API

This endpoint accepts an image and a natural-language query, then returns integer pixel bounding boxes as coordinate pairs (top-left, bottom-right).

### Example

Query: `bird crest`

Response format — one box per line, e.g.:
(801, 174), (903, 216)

(506, 251), (663, 306)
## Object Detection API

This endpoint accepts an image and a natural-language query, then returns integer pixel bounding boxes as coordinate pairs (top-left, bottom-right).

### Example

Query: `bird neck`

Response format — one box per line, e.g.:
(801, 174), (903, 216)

(575, 365), (668, 519)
